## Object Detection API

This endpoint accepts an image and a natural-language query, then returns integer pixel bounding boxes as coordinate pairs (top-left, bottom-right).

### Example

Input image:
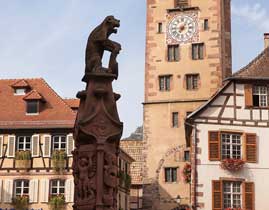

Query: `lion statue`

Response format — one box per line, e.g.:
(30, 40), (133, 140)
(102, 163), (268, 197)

(83, 15), (121, 82)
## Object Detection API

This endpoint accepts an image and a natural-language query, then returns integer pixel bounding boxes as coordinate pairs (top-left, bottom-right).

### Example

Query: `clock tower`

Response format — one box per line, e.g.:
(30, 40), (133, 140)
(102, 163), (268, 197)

(143, 0), (232, 210)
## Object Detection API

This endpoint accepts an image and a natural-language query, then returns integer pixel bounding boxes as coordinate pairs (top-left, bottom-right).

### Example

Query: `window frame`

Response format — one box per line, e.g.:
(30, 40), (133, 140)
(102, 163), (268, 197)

(253, 85), (268, 107)
(172, 112), (179, 128)
(164, 167), (177, 183)
(14, 88), (26, 96)
(50, 179), (65, 196)
(204, 19), (209, 31)
(14, 179), (30, 197)
(221, 133), (242, 160)
(167, 45), (179, 62)
(223, 181), (242, 209)
(157, 22), (163, 33)
(192, 43), (204, 60)
(52, 135), (67, 151)
(17, 136), (31, 151)
(186, 74), (199, 90)
(159, 75), (171, 91)
(26, 100), (39, 115)
(184, 150), (190, 162)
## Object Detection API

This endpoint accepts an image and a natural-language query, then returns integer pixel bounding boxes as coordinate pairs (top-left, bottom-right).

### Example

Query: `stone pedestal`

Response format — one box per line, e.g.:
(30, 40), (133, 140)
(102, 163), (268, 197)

(72, 71), (123, 210)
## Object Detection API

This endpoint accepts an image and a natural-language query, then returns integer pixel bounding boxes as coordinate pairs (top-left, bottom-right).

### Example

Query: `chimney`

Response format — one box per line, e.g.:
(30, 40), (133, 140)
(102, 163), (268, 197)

(264, 33), (269, 49)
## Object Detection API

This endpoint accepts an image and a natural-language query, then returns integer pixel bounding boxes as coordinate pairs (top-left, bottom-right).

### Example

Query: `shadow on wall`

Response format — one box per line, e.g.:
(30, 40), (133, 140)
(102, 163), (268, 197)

(142, 180), (190, 210)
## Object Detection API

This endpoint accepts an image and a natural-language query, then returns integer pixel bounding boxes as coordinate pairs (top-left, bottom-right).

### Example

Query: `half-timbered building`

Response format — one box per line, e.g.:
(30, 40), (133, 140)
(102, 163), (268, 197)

(0, 78), (133, 210)
(185, 40), (269, 210)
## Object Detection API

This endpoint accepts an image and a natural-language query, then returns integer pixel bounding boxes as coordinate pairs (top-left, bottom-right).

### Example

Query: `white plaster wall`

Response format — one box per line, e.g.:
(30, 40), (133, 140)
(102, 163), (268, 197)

(223, 84), (234, 94)
(196, 123), (269, 210)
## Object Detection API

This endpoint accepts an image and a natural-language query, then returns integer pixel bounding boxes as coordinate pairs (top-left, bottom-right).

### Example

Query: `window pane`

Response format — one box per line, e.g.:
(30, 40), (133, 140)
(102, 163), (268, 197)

(198, 44), (204, 59)
(27, 101), (39, 114)
(172, 168), (177, 182)
(172, 112), (179, 128)
(165, 168), (171, 182)
(174, 46), (179, 61)
(168, 46), (173, 61)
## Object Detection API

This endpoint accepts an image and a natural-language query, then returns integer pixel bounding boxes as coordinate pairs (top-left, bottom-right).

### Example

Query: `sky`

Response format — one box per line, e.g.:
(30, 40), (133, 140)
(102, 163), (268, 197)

(0, 0), (268, 137)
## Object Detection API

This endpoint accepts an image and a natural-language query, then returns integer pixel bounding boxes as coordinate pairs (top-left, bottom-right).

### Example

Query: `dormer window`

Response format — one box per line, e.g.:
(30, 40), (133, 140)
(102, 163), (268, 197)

(14, 88), (26, 95)
(26, 100), (39, 114)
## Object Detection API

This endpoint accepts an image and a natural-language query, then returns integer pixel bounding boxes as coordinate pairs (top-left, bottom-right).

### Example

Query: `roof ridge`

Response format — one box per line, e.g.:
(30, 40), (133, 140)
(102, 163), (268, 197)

(233, 47), (269, 77)
(40, 78), (76, 114)
(0, 77), (44, 81)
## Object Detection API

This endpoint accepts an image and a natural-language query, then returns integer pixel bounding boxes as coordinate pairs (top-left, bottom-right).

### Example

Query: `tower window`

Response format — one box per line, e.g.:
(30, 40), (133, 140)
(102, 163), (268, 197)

(174, 0), (189, 8)
(192, 43), (204, 60)
(157, 22), (163, 33)
(184, 151), (190, 161)
(26, 101), (39, 114)
(172, 112), (179, 128)
(204, 19), (209, 30)
(159, 75), (171, 91)
(165, 167), (177, 182)
(168, 45), (179, 62)
(186, 74), (199, 90)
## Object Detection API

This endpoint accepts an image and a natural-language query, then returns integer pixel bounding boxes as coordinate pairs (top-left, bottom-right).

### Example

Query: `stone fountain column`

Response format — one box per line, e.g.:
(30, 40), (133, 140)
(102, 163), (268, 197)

(72, 16), (123, 210)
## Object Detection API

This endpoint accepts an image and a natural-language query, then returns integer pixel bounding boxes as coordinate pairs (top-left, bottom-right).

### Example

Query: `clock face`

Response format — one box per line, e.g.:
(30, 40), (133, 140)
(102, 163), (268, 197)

(167, 14), (198, 44)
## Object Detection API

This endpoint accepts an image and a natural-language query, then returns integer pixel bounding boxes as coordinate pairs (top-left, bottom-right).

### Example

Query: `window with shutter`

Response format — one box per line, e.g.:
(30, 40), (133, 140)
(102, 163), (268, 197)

(3, 179), (13, 203)
(40, 179), (49, 202)
(0, 135), (3, 157)
(244, 84), (253, 107)
(65, 179), (74, 203)
(0, 179), (2, 202)
(7, 135), (16, 158)
(31, 135), (40, 157)
(66, 134), (74, 157)
(43, 135), (51, 157)
(212, 180), (222, 210)
(243, 182), (254, 210)
(29, 179), (39, 203)
(208, 131), (220, 161)
(245, 133), (257, 163)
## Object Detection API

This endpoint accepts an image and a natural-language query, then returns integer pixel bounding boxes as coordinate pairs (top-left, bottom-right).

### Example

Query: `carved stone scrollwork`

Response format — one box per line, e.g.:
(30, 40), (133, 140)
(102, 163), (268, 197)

(73, 16), (123, 210)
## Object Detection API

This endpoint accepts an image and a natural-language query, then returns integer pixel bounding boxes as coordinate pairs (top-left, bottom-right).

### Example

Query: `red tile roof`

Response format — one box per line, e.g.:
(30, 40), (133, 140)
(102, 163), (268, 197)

(23, 90), (44, 101)
(0, 78), (77, 129)
(232, 47), (269, 79)
(11, 79), (30, 88)
(64, 98), (80, 109)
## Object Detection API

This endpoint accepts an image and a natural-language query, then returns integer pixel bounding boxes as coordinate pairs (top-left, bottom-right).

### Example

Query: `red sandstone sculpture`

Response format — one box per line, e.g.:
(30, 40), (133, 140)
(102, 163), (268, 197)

(72, 16), (123, 210)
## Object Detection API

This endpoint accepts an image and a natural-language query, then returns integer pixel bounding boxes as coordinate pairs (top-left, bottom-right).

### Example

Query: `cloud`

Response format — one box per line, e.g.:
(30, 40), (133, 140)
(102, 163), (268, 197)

(232, 3), (269, 31)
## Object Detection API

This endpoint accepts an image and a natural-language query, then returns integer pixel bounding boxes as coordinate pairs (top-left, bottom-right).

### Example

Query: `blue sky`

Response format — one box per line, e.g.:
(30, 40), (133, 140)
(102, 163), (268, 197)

(0, 0), (268, 137)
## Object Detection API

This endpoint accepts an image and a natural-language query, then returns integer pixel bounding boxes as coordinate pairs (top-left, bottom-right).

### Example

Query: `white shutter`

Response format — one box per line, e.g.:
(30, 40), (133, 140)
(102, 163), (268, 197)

(3, 179), (13, 203)
(65, 179), (74, 203)
(31, 135), (40, 157)
(40, 179), (49, 203)
(0, 179), (2, 202)
(29, 179), (39, 203)
(66, 134), (74, 157)
(42, 135), (51, 158)
(0, 135), (3, 157)
(7, 135), (15, 158)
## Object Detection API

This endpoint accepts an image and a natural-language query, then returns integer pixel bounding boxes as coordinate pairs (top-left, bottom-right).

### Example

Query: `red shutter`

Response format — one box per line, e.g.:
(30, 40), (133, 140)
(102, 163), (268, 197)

(212, 180), (222, 210)
(243, 182), (255, 210)
(244, 84), (253, 107)
(245, 133), (257, 163)
(208, 131), (220, 161)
